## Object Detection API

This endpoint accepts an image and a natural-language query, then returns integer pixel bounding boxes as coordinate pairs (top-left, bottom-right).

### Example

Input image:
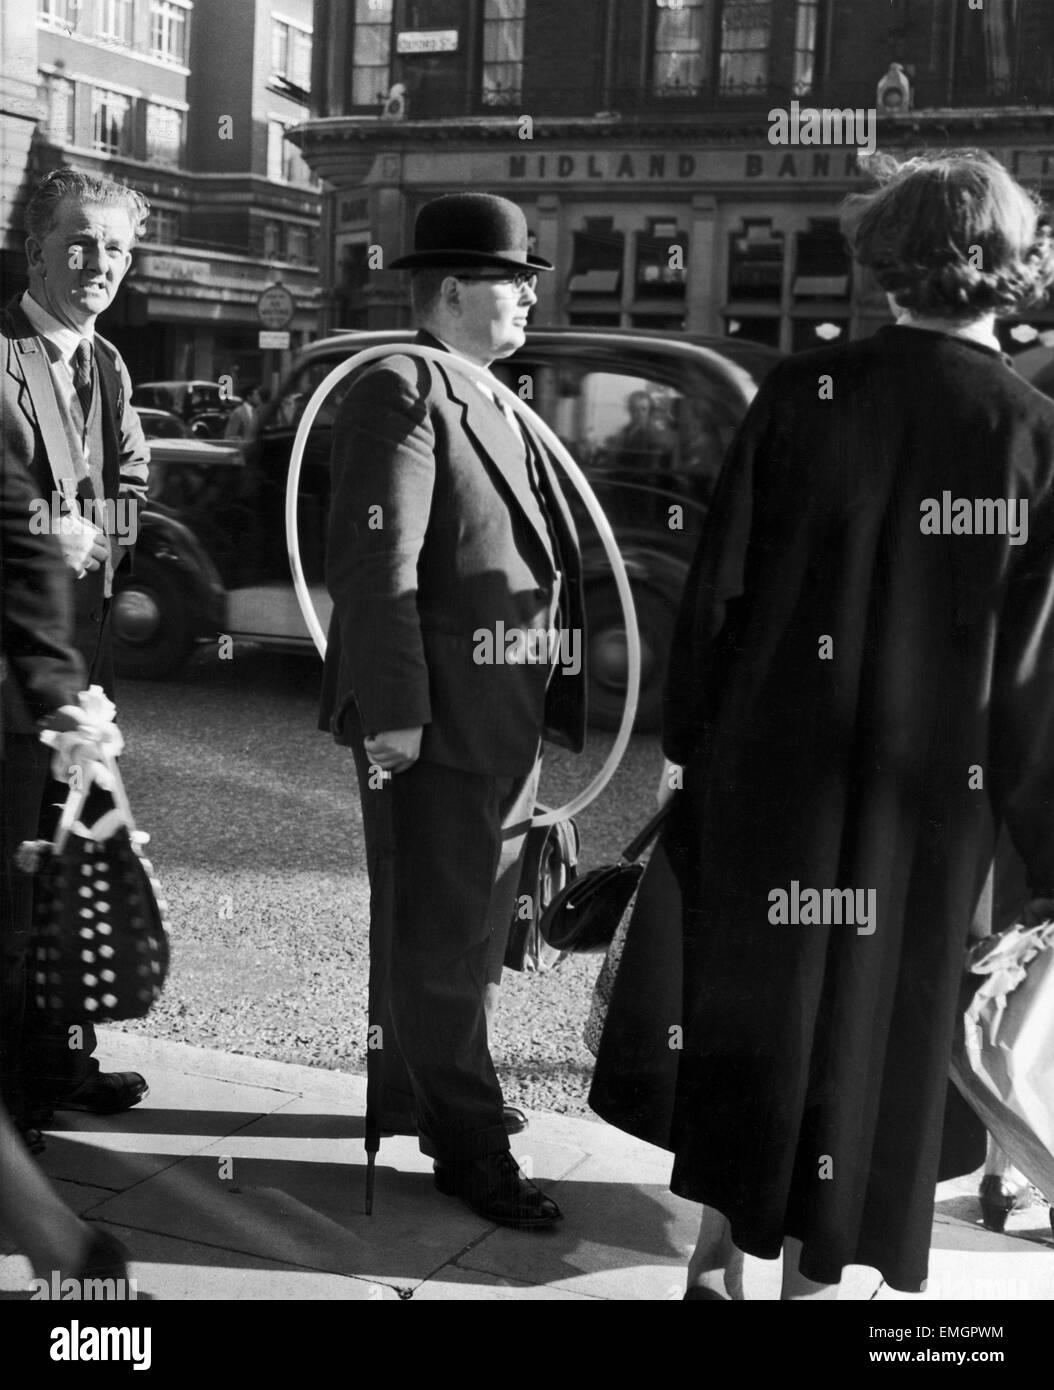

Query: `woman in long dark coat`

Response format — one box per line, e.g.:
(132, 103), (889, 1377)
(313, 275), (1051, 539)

(630, 151), (1054, 1298)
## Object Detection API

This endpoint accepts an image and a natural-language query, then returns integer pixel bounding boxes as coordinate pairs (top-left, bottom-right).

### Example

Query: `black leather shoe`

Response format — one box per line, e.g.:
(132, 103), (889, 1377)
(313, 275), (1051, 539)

(503, 1105), (528, 1135)
(978, 1174), (1028, 1233)
(46, 1072), (149, 1116)
(434, 1151), (562, 1229)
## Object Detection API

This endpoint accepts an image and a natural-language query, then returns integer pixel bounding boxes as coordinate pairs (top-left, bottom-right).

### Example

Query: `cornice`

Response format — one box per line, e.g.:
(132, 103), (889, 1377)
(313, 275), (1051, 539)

(290, 107), (1054, 153)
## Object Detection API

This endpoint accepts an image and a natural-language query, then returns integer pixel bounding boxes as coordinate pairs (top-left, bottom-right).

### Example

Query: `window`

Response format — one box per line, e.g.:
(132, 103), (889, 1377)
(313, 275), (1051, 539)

(719, 0), (771, 96)
(146, 103), (184, 166)
(635, 220), (688, 297)
(91, 87), (132, 155)
(725, 217), (784, 348)
(97, 0), (133, 45)
(568, 218), (625, 297)
(792, 220), (849, 301)
(41, 72), (75, 143)
(954, 0), (1054, 104)
(727, 219), (784, 301)
(792, 0), (820, 96)
(143, 206), (181, 244)
(487, 362), (722, 528)
(263, 221), (282, 259)
(38, 0), (82, 29)
(286, 224), (310, 264)
(267, 120), (314, 184)
(352, 0), (393, 107)
(482, 0), (525, 107)
(272, 17), (313, 91)
(653, 0), (706, 98)
(151, 0), (188, 65)
(790, 222), (850, 353)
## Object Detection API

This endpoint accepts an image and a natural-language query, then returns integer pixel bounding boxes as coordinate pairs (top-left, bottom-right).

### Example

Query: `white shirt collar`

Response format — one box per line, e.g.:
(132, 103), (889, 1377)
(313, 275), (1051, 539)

(21, 290), (94, 362)
(894, 310), (1002, 354)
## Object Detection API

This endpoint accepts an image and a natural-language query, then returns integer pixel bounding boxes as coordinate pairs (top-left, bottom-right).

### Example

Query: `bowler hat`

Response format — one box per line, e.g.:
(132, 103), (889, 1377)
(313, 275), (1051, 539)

(388, 193), (552, 272)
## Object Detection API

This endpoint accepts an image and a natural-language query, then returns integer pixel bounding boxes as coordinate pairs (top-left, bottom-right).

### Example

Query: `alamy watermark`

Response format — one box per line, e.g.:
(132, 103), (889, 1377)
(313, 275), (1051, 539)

(28, 491), (139, 546)
(768, 100), (877, 155)
(472, 622), (582, 676)
(920, 493), (1028, 545)
(49, 1320), (150, 1369)
(31, 1270), (138, 1301)
(768, 880), (876, 935)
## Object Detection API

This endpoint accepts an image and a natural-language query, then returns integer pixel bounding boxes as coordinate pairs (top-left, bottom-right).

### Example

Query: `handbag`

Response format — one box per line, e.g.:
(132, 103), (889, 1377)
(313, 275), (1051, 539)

(21, 748), (170, 1025)
(504, 809), (580, 973)
(541, 802), (672, 956)
(949, 917), (1054, 1204)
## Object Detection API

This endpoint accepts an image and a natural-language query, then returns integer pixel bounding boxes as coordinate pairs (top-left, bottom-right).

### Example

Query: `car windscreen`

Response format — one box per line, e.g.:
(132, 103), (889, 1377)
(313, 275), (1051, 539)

(262, 357), (360, 433)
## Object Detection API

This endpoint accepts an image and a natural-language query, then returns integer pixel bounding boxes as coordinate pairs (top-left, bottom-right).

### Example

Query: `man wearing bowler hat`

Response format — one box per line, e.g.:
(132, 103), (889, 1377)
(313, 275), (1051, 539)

(320, 193), (586, 1227)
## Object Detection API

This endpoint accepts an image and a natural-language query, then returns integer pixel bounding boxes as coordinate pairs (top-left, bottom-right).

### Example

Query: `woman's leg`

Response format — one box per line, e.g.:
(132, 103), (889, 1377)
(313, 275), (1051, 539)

(983, 1135), (1027, 1187)
(686, 1204), (746, 1299)
(780, 1236), (839, 1300)
(0, 1099), (90, 1279)
(979, 1134), (1030, 1231)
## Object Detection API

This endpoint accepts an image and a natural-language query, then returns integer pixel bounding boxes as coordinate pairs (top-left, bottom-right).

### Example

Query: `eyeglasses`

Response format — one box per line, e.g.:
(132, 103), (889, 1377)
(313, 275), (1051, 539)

(455, 272), (538, 292)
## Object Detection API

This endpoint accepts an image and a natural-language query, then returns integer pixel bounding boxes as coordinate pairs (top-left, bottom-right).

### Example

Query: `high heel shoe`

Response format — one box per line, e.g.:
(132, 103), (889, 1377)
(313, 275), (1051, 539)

(978, 1174), (1028, 1233)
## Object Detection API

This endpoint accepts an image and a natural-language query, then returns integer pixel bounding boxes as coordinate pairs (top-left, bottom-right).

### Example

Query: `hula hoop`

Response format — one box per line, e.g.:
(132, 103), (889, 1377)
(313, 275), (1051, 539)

(285, 343), (639, 828)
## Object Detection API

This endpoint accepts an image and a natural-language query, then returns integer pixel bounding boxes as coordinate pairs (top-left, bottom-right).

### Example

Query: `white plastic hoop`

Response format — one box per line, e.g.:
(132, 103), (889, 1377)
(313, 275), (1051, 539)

(285, 343), (639, 827)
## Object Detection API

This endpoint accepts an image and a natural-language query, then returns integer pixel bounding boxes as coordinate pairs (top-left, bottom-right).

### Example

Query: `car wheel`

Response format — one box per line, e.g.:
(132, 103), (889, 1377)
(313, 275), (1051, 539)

(111, 556), (195, 680)
(585, 583), (675, 734)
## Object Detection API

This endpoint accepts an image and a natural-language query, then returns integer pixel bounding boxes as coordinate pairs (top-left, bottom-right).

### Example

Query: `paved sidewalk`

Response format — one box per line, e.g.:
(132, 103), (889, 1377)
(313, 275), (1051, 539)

(2, 1029), (1052, 1301)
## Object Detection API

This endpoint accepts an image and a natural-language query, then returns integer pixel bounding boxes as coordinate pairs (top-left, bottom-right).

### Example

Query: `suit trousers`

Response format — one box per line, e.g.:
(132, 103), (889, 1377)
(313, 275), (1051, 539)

(349, 735), (540, 1163)
(0, 735), (100, 1112)
(0, 599), (115, 1110)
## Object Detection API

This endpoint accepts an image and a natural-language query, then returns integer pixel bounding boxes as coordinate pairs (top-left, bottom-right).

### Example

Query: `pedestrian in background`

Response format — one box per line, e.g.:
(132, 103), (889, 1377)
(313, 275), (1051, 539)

(224, 384), (269, 440)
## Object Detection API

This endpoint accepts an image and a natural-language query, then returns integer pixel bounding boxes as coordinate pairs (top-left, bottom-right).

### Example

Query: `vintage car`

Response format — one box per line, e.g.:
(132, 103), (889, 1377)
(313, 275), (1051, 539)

(112, 328), (780, 730)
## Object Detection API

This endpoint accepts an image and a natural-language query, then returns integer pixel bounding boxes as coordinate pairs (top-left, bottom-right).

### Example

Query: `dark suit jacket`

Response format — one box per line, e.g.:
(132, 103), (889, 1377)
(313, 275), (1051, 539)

(0, 450), (85, 749)
(0, 295), (149, 688)
(319, 330), (587, 776)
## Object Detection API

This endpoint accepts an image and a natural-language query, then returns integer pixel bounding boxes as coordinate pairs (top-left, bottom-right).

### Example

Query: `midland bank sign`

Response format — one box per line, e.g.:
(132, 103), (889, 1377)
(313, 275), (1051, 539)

(506, 149), (864, 181)
(496, 146), (1054, 184)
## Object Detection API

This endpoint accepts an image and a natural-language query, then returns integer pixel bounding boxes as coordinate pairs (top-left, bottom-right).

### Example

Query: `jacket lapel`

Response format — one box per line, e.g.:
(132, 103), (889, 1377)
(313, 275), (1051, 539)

(526, 429), (577, 553)
(416, 330), (556, 570)
(94, 338), (123, 500)
(2, 296), (41, 428)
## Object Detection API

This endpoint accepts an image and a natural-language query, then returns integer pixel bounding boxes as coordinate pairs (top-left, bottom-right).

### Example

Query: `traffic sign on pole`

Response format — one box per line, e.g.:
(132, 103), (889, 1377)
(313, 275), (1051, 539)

(257, 284), (295, 329)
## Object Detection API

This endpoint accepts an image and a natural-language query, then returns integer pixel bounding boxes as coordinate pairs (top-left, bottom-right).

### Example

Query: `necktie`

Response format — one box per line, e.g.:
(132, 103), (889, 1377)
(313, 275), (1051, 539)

(72, 338), (93, 422)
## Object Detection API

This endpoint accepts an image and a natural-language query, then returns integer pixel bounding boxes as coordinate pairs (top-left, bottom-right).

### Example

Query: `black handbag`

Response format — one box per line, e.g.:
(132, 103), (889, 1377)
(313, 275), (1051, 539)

(539, 803), (672, 955)
(21, 750), (169, 1025)
(505, 810), (580, 972)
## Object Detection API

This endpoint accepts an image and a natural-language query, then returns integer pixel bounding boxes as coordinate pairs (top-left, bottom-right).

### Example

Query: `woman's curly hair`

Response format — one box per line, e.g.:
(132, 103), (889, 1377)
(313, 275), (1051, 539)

(840, 149), (1054, 318)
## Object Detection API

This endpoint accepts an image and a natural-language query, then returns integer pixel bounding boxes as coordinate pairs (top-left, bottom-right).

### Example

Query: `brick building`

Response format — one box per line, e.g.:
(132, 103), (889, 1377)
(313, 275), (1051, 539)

(1, 0), (321, 389)
(293, 0), (1054, 362)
